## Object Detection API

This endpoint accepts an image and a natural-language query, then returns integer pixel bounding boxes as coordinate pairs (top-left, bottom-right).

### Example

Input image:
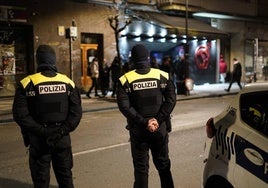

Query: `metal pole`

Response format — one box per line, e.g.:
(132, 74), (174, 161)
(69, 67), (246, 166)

(185, 0), (188, 68)
(254, 38), (258, 82)
(185, 0), (190, 95)
(69, 36), (73, 80)
(69, 19), (77, 80)
(185, 0), (188, 45)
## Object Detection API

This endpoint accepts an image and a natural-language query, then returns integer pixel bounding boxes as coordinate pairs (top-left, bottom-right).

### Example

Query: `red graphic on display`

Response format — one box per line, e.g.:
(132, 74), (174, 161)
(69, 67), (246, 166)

(194, 44), (210, 70)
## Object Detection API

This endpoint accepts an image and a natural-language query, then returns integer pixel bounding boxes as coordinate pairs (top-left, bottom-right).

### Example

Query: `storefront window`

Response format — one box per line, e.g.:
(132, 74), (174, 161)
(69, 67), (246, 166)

(0, 45), (16, 96)
(245, 39), (268, 83)
(0, 23), (33, 97)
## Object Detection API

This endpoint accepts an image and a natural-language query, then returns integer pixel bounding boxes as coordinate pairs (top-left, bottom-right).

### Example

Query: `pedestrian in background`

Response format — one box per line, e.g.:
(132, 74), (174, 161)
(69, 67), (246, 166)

(99, 59), (110, 97)
(150, 56), (159, 69)
(160, 56), (175, 82)
(12, 44), (82, 188)
(174, 54), (187, 95)
(110, 56), (121, 98)
(86, 57), (100, 98)
(225, 57), (243, 92)
(219, 55), (227, 83)
(117, 44), (176, 188)
(122, 61), (131, 74)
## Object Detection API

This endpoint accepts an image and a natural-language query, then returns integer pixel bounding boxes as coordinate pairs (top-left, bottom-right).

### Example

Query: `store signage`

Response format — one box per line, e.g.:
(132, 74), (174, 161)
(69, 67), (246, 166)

(0, 6), (27, 22)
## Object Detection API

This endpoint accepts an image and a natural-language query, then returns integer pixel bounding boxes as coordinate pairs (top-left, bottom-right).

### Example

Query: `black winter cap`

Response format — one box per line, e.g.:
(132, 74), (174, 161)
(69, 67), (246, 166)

(36, 45), (56, 68)
(131, 44), (149, 63)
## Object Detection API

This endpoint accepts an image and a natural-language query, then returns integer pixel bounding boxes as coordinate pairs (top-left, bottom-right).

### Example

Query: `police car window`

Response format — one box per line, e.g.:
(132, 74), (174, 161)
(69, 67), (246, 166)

(240, 91), (268, 137)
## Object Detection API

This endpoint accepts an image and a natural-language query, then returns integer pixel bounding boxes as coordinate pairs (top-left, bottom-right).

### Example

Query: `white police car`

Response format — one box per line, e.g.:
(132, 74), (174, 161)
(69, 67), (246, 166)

(202, 83), (268, 188)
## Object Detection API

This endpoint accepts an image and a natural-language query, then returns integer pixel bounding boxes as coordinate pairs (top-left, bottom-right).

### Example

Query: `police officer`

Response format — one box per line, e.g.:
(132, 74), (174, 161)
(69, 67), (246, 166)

(117, 44), (176, 188)
(12, 45), (82, 188)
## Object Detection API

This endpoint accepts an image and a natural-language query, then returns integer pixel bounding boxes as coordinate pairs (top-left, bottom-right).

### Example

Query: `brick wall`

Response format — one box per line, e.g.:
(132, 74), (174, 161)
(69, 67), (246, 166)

(27, 0), (117, 88)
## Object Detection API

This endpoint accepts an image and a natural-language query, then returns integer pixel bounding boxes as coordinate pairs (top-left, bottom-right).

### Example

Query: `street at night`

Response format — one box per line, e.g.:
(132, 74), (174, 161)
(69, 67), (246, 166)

(0, 95), (232, 188)
(0, 1), (267, 187)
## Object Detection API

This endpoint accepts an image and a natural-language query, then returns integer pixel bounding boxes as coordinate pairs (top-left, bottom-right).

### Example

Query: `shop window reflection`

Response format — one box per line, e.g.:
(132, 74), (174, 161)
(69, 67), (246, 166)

(0, 46), (16, 96)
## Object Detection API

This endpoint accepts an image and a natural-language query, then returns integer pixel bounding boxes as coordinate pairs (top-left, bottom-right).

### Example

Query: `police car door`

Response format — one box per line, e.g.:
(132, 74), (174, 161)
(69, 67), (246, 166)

(233, 91), (268, 188)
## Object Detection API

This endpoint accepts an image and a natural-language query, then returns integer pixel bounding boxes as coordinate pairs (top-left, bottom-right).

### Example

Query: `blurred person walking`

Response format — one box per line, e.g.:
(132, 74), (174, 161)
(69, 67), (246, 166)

(86, 57), (100, 98)
(110, 56), (121, 98)
(150, 56), (159, 69)
(219, 55), (227, 83)
(225, 58), (242, 92)
(99, 59), (110, 97)
(160, 56), (175, 82)
(174, 55), (187, 95)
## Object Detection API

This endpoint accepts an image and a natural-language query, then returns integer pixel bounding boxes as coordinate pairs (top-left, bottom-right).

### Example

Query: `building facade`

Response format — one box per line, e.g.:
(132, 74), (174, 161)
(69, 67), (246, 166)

(0, 0), (267, 97)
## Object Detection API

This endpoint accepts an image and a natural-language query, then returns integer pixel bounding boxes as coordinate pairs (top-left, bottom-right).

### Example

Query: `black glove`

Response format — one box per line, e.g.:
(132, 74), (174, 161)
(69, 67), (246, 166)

(46, 129), (64, 147)
(40, 126), (60, 138)
(60, 123), (69, 136)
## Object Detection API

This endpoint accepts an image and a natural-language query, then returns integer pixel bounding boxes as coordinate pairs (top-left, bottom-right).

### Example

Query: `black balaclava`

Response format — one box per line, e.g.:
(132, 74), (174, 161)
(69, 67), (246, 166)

(131, 44), (150, 72)
(36, 45), (57, 72)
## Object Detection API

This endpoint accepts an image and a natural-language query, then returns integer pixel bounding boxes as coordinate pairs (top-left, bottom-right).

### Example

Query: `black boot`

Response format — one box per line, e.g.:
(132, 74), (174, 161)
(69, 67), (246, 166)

(86, 92), (91, 98)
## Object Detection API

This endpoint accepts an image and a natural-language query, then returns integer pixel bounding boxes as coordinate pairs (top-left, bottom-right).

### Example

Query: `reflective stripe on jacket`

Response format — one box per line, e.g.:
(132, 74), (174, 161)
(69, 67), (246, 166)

(20, 72), (75, 123)
(119, 68), (169, 118)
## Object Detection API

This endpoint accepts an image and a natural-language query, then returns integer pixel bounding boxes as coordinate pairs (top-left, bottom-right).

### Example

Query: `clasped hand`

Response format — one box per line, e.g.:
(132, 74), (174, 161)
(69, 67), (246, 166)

(43, 127), (64, 147)
(147, 118), (159, 132)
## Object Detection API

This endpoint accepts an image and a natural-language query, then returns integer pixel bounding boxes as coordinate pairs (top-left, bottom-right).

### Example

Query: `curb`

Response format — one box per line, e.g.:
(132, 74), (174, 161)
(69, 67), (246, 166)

(0, 92), (238, 125)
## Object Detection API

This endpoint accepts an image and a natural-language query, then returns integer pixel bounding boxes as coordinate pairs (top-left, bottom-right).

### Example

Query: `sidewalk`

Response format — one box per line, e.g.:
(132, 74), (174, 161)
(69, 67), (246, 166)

(0, 83), (240, 124)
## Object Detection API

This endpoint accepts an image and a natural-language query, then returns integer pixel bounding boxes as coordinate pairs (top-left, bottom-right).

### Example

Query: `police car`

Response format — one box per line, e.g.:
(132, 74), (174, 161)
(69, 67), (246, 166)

(202, 83), (268, 188)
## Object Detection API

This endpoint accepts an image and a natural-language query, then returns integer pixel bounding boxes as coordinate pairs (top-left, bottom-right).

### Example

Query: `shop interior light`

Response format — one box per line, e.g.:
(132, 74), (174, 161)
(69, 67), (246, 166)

(181, 39), (187, 43)
(193, 12), (238, 20)
(147, 25), (155, 37)
(170, 38), (177, 43)
(159, 38), (166, 42)
(120, 27), (128, 35)
(120, 36), (128, 46)
(133, 31), (142, 36)
(134, 36), (141, 42)
(147, 37), (154, 42)
(159, 29), (167, 37)
(132, 25), (142, 36)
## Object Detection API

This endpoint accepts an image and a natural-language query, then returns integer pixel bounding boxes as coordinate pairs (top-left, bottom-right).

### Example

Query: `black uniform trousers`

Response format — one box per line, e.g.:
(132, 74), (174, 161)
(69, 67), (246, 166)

(29, 134), (74, 188)
(129, 123), (174, 188)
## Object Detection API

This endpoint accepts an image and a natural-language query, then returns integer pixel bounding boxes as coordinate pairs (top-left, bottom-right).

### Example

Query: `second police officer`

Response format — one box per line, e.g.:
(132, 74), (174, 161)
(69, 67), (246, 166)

(117, 44), (176, 188)
(13, 45), (82, 188)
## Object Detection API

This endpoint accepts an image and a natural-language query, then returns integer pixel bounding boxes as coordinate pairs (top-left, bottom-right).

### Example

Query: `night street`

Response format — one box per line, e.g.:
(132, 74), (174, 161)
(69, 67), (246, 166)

(0, 96), (232, 188)
(0, 0), (267, 187)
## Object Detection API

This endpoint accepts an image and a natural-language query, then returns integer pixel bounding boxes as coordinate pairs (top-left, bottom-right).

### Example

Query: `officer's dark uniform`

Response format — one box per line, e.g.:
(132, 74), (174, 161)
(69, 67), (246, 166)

(13, 45), (82, 188)
(117, 44), (176, 188)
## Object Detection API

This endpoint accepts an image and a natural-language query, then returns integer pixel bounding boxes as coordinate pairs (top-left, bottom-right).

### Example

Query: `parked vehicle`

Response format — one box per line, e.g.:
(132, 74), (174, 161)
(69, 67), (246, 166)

(202, 83), (268, 188)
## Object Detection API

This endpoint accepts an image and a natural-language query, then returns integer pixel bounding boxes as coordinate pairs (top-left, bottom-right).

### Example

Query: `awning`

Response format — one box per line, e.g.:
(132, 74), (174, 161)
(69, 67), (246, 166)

(129, 11), (228, 38)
